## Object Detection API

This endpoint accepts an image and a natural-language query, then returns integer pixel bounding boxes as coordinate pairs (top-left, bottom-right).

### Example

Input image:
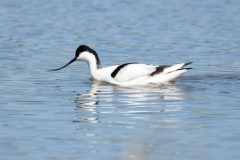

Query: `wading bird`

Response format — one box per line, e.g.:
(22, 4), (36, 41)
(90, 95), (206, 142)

(50, 45), (192, 86)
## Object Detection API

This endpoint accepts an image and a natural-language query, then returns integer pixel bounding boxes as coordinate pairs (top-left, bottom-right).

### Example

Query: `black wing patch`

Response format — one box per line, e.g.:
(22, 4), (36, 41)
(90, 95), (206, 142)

(111, 63), (136, 78)
(150, 65), (171, 76)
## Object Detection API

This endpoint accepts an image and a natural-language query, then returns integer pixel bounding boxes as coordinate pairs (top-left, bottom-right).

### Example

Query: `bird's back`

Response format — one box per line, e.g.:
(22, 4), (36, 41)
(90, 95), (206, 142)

(94, 63), (191, 86)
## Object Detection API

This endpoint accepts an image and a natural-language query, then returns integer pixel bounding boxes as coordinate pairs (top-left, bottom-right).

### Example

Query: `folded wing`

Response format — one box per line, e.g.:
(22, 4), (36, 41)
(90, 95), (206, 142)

(111, 63), (157, 82)
(111, 62), (192, 82)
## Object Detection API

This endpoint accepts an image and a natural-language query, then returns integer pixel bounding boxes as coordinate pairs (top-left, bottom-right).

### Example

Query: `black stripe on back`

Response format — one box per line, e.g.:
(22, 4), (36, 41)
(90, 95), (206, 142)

(150, 65), (171, 76)
(111, 63), (136, 78)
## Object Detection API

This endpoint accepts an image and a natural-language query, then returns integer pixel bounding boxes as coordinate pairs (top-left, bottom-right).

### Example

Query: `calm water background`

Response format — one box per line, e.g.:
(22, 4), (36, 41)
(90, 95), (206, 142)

(0, 0), (240, 160)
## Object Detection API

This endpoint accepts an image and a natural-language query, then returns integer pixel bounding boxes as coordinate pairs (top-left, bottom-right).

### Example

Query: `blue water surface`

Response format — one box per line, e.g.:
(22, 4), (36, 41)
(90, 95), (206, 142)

(0, 0), (240, 160)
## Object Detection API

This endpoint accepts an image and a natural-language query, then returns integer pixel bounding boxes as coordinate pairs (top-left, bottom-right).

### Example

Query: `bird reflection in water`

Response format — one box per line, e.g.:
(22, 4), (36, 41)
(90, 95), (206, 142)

(74, 80), (187, 124)
(73, 81), (188, 160)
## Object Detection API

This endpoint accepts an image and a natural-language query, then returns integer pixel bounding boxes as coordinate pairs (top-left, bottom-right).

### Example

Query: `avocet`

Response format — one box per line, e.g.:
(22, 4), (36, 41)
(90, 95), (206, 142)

(50, 45), (192, 86)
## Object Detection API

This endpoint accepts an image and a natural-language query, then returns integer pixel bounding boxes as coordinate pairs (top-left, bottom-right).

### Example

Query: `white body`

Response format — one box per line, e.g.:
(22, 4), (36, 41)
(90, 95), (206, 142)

(78, 51), (189, 86)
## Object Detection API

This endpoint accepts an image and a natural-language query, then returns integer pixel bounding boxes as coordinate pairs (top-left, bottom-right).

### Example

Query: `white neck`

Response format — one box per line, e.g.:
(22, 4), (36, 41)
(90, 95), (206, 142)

(78, 51), (101, 78)
(87, 58), (99, 77)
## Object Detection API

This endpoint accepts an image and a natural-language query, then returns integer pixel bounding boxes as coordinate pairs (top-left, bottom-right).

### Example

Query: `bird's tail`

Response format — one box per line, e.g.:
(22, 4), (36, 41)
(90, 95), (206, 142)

(148, 62), (192, 84)
(163, 62), (192, 74)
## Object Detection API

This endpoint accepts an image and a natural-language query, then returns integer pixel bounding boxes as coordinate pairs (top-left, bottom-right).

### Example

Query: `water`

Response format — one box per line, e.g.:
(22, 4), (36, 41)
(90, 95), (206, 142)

(0, 0), (240, 159)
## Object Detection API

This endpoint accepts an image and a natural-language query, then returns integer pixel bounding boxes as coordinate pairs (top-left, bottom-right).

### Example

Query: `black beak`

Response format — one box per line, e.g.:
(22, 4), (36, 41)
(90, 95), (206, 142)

(49, 57), (76, 71)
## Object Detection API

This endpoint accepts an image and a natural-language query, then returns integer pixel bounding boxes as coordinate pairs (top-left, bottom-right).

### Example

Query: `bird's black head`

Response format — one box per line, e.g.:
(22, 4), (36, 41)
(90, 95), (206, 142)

(75, 45), (101, 68)
(49, 45), (101, 71)
(75, 45), (97, 58)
